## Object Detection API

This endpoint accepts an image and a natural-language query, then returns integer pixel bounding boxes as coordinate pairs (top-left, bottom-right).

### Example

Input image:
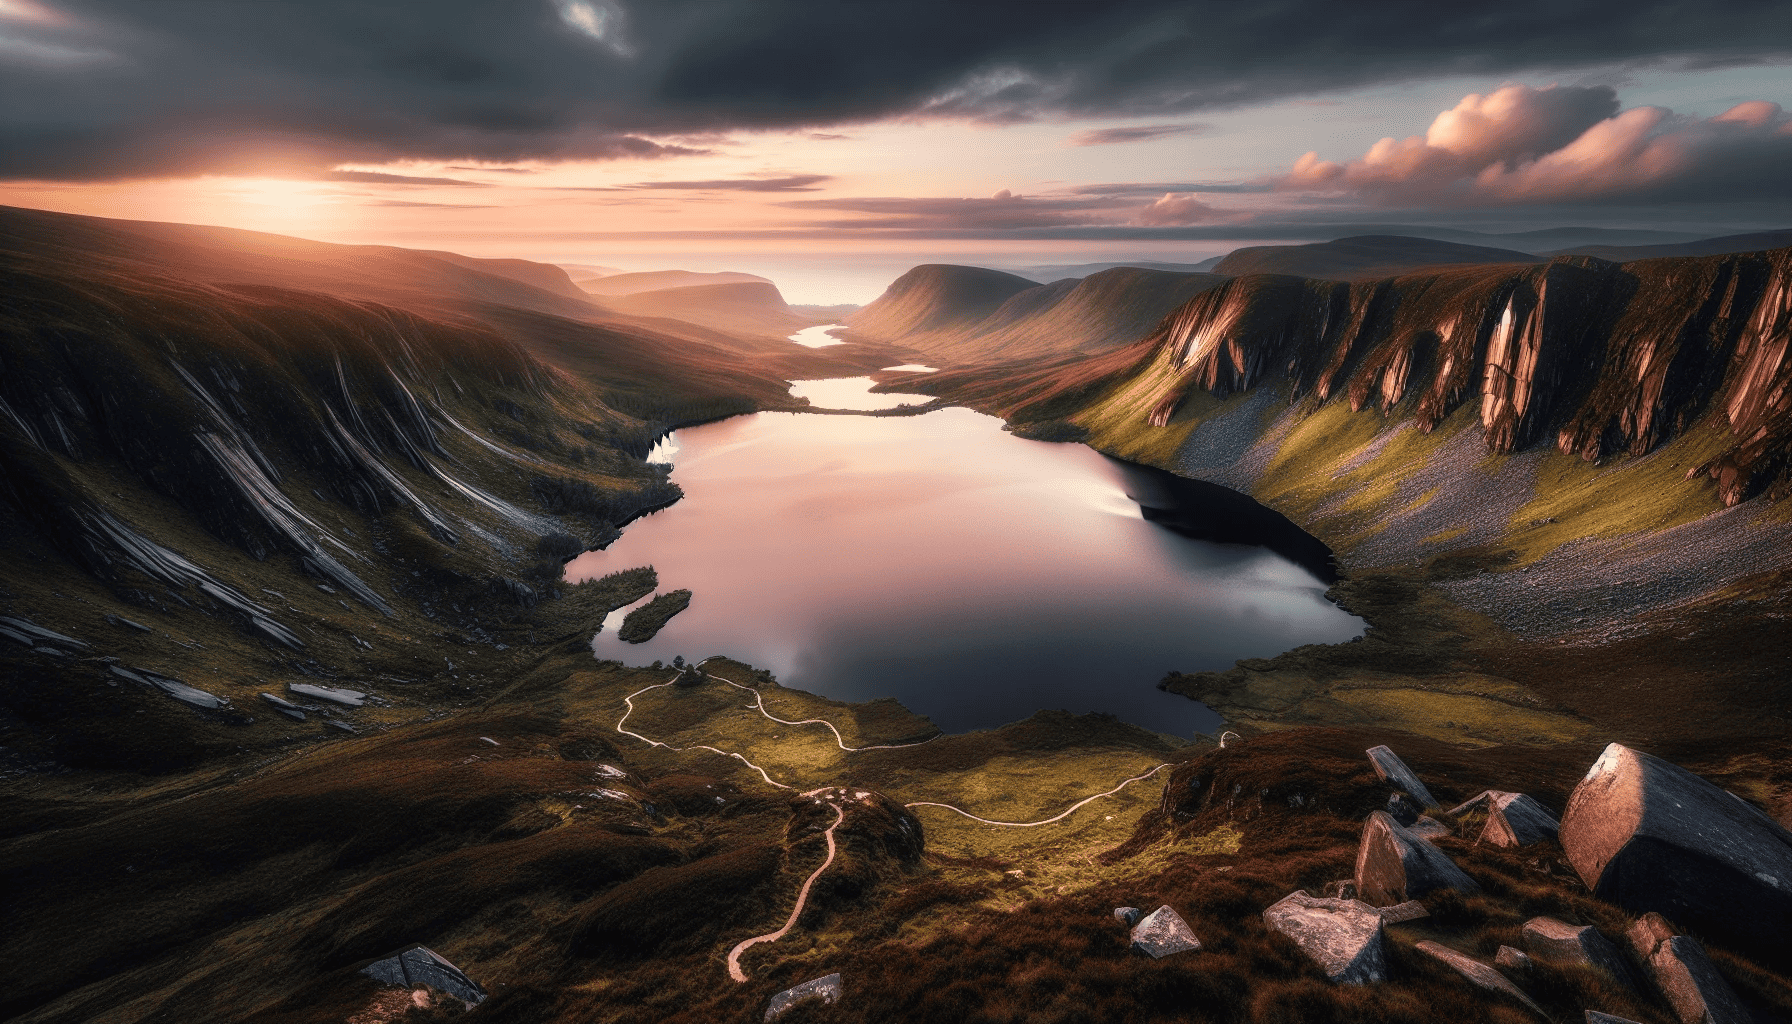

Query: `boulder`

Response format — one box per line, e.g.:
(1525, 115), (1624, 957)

(1366, 745), (1438, 807)
(765, 973), (843, 1021)
(1447, 790), (1500, 816)
(1113, 907), (1142, 926)
(1482, 793), (1560, 848)
(1261, 891), (1386, 985)
(1560, 743), (1792, 949)
(1520, 916), (1632, 985)
(1130, 905), (1202, 958)
(1355, 811), (1480, 906)
(1626, 915), (1750, 1024)
(1414, 941), (1546, 1018)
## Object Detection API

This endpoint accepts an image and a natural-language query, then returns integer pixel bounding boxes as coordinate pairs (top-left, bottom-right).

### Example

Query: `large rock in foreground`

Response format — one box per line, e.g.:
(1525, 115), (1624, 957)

(1520, 916), (1632, 986)
(1560, 743), (1792, 950)
(1355, 810), (1480, 906)
(1262, 891), (1386, 984)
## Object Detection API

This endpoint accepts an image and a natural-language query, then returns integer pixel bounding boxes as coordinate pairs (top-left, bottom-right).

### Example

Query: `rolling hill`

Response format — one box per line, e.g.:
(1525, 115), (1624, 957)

(1210, 235), (1543, 281)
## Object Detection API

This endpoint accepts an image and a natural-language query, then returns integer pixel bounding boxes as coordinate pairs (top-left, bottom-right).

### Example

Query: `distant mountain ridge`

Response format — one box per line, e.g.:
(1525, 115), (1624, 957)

(578, 269), (770, 297)
(845, 263), (1225, 363)
(1211, 235), (1543, 281)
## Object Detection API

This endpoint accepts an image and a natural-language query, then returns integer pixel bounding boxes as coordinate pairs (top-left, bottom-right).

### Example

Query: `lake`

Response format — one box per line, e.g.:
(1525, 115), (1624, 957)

(567, 378), (1361, 737)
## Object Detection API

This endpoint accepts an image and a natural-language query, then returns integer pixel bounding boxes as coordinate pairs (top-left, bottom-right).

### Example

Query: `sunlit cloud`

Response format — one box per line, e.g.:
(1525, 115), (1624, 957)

(1281, 84), (1792, 205)
(552, 0), (634, 57)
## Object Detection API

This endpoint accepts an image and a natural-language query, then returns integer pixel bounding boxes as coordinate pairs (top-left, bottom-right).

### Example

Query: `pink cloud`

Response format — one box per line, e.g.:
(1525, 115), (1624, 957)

(1136, 192), (1240, 226)
(1281, 85), (1792, 206)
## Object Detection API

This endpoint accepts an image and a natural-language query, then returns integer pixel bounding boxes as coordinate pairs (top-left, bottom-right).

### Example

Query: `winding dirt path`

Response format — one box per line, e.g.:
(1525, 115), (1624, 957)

(725, 795), (845, 982)
(610, 669), (1173, 980)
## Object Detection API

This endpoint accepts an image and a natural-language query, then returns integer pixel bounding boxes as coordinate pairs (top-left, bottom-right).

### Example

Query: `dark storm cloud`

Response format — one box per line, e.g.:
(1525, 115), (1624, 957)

(6, 0), (1792, 180)
(1066, 123), (1210, 146)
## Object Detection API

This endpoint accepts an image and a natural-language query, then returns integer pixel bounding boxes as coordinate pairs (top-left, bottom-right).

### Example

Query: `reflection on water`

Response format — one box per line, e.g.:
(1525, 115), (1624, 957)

(569, 380), (1362, 736)
(790, 324), (846, 348)
(881, 364), (938, 373)
(788, 377), (933, 411)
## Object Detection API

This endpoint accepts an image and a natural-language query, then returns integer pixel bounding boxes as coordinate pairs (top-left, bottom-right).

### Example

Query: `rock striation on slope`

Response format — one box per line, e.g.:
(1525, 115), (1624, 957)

(1134, 249), (1792, 504)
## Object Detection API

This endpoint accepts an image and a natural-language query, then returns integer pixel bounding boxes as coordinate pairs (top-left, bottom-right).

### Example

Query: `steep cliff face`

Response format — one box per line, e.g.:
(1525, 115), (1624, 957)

(1141, 250), (1792, 504)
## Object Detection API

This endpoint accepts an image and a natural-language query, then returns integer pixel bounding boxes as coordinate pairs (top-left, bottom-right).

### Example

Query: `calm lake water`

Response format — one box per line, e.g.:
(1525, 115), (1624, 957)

(568, 379), (1361, 737)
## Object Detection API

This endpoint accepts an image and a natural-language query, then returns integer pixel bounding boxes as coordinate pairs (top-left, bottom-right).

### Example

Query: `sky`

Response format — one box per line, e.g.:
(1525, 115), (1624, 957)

(3, 0), (1791, 303)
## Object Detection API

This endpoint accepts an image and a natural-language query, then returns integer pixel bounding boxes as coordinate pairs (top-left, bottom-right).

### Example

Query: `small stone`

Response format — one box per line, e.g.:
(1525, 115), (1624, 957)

(1520, 916), (1632, 985)
(1262, 891), (1385, 985)
(1320, 879), (1358, 901)
(1114, 907), (1142, 926)
(1377, 900), (1428, 924)
(765, 973), (842, 1021)
(1130, 905), (1202, 958)
(360, 945), (486, 1005)
(259, 693), (307, 720)
(1495, 945), (1533, 973)
(1415, 941), (1546, 1018)
(1366, 745), (1438, 807)
(1482, 794), (1560, 848)
(289, 682), (367, 706)
(1355, 811), (1480, 906)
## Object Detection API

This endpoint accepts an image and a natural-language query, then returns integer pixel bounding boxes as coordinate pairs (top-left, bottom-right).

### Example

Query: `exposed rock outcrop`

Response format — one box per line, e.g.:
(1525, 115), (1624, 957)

(1560, 743), (1792, 950)
(1261, 891), (1386, 984)
(1354, 810), (1480, 906)
(360, 945), (486, 1005)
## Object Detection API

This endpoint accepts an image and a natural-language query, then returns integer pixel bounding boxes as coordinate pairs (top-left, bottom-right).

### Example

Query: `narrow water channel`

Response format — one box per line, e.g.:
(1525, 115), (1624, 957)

(567, 334), (1362, 737)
